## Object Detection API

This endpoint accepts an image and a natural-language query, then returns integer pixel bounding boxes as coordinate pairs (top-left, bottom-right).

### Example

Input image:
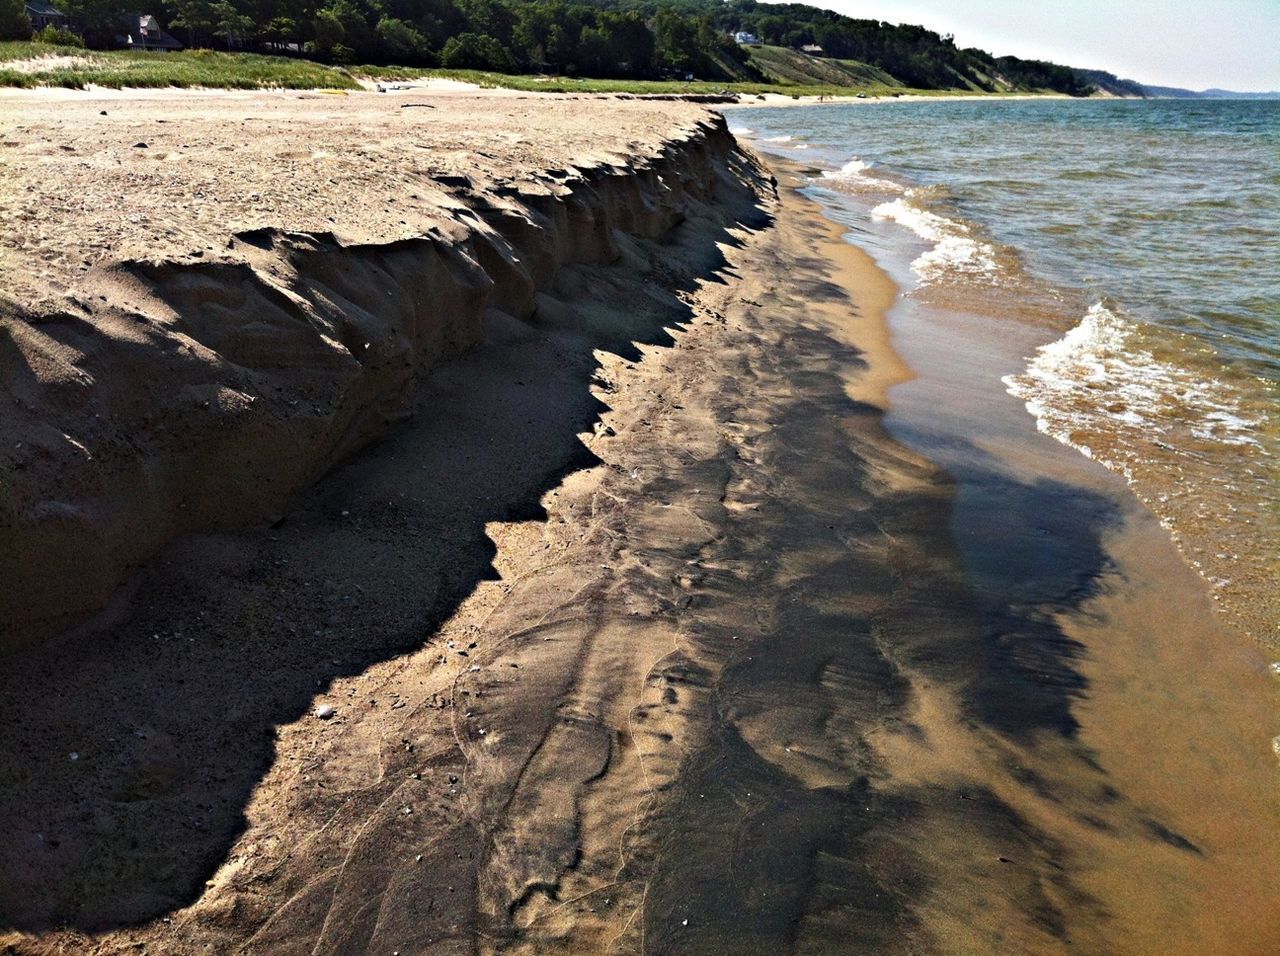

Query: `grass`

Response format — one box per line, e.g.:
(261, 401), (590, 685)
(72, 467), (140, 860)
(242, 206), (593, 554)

(0, 42), (359, 90)
(745, 45), (902, 90)
(0, 40), (1061, 99)
(349, 64), (903, 99)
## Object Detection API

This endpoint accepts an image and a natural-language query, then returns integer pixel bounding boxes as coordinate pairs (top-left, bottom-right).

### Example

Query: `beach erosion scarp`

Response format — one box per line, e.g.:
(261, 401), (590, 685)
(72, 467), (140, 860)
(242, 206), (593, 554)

(0, 92), (768, 648)
(1, 89), (1278, 956)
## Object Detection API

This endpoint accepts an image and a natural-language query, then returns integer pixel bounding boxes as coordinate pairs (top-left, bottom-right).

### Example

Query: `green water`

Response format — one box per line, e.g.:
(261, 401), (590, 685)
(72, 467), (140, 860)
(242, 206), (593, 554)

(733, 98), (1279, 641)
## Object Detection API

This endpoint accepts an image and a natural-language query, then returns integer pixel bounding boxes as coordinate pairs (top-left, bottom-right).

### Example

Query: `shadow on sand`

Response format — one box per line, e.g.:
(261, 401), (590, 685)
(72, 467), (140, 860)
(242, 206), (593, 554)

(0, 162), (773, 932)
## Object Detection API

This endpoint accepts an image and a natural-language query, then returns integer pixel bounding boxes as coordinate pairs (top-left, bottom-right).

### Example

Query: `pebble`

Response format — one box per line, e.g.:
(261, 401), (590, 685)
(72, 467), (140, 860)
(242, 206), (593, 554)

(315, 704), (337, 720)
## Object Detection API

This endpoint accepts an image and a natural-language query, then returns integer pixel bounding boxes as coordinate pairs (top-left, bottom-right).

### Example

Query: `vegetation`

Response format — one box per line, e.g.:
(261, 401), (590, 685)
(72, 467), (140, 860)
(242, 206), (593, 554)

(1075, 68), (1145, 98)
(34, 24), (84, 45)
(5, 0), (1100, 95)
(745, 44), (901, 90)
(0, 0), (31, 41)
(0, 40), (360, 87)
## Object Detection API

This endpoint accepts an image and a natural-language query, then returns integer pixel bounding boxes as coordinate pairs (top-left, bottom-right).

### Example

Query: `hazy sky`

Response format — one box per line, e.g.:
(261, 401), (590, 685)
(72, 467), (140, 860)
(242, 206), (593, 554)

(803, 1), (1280, 91)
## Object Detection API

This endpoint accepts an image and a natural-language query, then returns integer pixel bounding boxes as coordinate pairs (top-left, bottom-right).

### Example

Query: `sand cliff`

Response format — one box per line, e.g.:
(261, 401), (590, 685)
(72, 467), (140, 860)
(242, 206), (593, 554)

(5, 90), (1277, 956)
(0, 93), (763, 647)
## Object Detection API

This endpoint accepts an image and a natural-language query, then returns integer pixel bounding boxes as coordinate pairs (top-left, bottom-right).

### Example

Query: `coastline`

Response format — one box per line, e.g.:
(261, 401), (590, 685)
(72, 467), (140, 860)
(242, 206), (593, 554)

(765, 147), (1280, 953)
(0, 92), (1277, 953)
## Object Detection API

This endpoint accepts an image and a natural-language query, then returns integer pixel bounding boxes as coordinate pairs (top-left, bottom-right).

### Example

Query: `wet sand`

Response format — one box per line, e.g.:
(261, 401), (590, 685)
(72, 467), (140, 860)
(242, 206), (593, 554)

(1, 97), (1278, 954)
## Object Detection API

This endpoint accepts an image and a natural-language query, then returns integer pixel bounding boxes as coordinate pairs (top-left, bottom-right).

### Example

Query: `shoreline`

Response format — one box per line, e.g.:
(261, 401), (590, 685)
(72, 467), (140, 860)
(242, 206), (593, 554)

(738, 110), (1279, 648)
(765, 147), (1280, 953)
(1, 93), (1277, 952)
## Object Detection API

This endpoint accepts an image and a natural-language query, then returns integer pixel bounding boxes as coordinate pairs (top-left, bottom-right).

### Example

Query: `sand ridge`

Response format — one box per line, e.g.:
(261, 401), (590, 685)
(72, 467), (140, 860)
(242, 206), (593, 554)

(0, 91), (744, 646)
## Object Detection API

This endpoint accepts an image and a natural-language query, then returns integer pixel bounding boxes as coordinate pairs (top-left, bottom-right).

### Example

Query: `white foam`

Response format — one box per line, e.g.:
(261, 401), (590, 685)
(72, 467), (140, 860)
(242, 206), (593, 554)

(763, 134), (795, 143)
(817, 156), (906, 197)
(1004, 304), (1267, 464)
(823, 158), (871, 177)
(728, 126), (753, 136)
(871, 198), (998, 282)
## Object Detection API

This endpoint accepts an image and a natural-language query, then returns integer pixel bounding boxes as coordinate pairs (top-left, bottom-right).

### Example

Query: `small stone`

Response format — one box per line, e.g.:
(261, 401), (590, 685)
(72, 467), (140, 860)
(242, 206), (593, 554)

(69, 752), (79, 761)
(315, 704), (337, 720)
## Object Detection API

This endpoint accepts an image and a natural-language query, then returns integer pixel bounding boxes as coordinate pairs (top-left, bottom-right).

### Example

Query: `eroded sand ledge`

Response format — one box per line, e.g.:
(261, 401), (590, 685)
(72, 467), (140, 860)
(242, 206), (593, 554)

(3, 92), (1277, 956)
(0, 93), (759, 646)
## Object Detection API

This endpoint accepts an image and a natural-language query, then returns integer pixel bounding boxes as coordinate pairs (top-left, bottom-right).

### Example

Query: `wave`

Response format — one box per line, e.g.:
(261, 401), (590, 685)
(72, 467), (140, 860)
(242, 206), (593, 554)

(871, 196), (998, 283)
(1004, 303), (1266, 462)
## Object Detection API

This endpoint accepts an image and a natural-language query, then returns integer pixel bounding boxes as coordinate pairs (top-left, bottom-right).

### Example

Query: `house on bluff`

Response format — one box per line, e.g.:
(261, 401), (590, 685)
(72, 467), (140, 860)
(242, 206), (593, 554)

(117, 13), (183, 51)
(25, 0), (73, 32)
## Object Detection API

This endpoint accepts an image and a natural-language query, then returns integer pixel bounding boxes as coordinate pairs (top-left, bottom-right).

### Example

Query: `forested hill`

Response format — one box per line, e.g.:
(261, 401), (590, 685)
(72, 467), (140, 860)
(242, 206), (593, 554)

(618, 0), (1094, 94)
(39, 0), (1095, 95)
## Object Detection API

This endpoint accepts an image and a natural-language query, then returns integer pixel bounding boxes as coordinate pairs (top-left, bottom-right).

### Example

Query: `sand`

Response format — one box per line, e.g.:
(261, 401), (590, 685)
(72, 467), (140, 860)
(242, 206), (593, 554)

(1, 89), (1278, 955)
(0, 89), (742, 645)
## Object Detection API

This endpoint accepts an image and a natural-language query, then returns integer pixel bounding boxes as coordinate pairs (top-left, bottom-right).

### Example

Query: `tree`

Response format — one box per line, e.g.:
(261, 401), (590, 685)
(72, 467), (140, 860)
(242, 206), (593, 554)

(168, 0), (218, 47)
(0, 0), (32, 40)
(310, 7), (344, 56)
(376, 16), (429, 63)
(54, 0), (129, 46)
(440, 31), (512, 71)
(262, 16), (299, 52)
(211, 0), (253, 49)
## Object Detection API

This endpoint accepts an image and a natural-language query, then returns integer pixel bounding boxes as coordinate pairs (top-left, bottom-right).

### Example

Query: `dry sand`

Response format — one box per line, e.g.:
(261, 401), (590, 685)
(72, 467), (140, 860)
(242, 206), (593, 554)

(0, 89), (739, 644)
(1, 89), (1277, 955)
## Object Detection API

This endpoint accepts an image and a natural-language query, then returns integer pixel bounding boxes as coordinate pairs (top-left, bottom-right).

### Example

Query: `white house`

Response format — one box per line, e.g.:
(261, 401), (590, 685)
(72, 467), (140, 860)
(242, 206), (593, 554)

(733, 31), (760, 46)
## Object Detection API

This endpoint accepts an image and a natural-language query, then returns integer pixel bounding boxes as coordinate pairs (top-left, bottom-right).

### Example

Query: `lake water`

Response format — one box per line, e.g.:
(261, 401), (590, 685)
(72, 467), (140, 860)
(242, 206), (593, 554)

(731, 98), (1279, 644)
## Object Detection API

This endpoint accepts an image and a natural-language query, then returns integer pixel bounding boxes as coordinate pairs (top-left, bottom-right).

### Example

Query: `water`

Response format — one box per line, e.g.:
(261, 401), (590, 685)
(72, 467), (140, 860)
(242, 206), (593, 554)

(731, 99), (1279, 643)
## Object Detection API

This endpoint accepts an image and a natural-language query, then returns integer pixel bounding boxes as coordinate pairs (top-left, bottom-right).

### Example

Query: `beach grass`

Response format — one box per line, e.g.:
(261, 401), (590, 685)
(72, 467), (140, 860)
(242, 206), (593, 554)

(350, 63), (890, 97)
(0, 42), (360, 90)
(0, 41), (1046, 98)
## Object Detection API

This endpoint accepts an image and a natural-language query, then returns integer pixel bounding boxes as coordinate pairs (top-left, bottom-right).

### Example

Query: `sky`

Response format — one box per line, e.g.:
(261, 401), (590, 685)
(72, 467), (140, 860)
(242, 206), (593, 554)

(801, 1), (1280, 91)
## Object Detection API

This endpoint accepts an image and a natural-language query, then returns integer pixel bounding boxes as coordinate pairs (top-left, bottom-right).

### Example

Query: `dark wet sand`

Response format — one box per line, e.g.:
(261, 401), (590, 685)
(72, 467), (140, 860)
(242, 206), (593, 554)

(2, 147), (1278, 954)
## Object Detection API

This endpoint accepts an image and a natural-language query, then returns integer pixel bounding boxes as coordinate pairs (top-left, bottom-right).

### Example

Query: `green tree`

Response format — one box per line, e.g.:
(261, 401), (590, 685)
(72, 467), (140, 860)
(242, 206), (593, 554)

(262, 15), (299, 52)
(211, 0), (253, 49)
(376, 15), (429, 63)
(440, 30), (511, 71)
(310, 7), (343, 56)
(168, 0), (218, 46)
(0, 0), (32, 40)
(53, 0), (128, 46)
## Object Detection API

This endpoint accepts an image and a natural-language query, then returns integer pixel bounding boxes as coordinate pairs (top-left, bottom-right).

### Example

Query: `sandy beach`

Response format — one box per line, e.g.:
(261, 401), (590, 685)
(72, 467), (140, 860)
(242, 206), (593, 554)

(1, 88), (1277, 954)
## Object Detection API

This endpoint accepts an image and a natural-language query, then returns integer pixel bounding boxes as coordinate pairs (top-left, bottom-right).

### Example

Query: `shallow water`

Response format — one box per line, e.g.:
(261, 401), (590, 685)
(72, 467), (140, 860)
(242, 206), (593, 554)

(731, 98), (1279, 644)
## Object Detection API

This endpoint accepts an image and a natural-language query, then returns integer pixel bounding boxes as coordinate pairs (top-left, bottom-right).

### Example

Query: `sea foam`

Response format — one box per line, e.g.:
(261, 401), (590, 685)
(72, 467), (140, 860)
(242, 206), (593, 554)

(1004, 303), (1266, 464)
(871, 197), (998, 283)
